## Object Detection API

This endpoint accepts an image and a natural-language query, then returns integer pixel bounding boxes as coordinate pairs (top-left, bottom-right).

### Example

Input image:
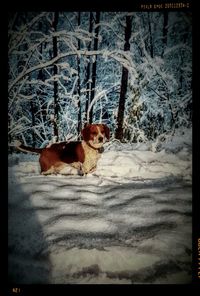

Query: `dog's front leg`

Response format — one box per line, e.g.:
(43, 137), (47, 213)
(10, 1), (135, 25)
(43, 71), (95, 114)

(78, 163), (85, 176)
(41, 166), (56, 175)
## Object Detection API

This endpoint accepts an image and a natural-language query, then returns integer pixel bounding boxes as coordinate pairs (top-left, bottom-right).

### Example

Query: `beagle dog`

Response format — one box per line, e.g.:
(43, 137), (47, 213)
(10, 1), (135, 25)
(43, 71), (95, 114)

(16, 124), (110, 175)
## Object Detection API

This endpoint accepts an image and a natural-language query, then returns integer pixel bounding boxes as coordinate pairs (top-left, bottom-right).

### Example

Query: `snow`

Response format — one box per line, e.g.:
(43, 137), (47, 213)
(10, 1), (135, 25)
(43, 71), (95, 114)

(8, 133), (192, 284)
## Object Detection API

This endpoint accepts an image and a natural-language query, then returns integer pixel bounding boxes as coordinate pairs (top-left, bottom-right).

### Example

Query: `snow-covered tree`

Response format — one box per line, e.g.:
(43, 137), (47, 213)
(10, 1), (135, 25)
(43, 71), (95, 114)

(8, 11), (192, 147)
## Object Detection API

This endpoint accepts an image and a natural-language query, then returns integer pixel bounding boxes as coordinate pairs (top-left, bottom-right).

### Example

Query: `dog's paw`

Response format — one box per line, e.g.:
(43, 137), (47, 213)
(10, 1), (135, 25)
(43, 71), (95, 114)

(78, 170), (85, 176)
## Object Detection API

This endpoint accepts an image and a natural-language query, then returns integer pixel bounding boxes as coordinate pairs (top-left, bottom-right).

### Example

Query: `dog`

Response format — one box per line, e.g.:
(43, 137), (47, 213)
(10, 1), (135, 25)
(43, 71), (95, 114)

(15, 124), (110, 175)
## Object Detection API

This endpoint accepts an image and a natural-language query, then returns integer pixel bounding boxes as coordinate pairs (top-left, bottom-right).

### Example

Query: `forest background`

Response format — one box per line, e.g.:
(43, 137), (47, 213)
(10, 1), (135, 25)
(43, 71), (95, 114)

(8, 11), (192, 148)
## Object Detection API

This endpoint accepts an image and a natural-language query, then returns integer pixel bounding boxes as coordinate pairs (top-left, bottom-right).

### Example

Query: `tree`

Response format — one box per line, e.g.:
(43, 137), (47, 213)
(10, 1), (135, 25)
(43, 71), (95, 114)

(30, 100), (36, 147)
(148, 12), (154, 58)
(84, 12), (94, 124)
(115, 15), (132, 141)
(89, 11), (100, 123)
(52, 12), (59, 141)
(77, 12), (82, 139)
(162, 11), (168, 57)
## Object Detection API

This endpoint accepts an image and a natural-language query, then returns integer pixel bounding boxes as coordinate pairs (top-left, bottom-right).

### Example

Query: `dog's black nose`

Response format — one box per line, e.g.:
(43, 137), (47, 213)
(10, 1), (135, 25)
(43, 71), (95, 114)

(98, 137), (103, 143)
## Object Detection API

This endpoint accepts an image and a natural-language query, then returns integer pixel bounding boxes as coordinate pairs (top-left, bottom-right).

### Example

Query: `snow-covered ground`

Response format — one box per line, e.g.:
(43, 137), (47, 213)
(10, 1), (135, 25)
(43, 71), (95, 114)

(8, 129), (192, 284)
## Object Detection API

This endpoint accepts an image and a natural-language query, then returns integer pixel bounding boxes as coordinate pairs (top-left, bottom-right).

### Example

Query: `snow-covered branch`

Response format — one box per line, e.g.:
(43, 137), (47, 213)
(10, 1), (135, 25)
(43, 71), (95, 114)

(9, 50), (134, 93)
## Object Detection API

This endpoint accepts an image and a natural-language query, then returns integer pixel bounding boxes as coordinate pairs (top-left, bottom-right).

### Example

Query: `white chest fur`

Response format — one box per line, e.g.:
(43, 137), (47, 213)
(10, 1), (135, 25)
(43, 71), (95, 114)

(81, 141), (101, 174)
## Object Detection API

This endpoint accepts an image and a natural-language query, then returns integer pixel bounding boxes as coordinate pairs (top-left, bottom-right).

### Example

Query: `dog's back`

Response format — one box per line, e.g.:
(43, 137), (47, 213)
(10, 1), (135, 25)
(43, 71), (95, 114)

(39, 141), (84, 173)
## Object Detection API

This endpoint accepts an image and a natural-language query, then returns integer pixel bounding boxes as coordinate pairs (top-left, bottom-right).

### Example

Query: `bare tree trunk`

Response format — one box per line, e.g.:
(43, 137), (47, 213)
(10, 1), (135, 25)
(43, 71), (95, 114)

(37, 25), (47, 140)
(162, 11), (168, 57)
(52, 12), (59, 141)
(84, 12), (94, 123)
(77, 12), (82, 139)
(148, 12), (154, 58)
(89, 11), (100, 124)
(115, 16), (132, 141)
(30, 101), (36, 147)
(161, 12), (177, 133)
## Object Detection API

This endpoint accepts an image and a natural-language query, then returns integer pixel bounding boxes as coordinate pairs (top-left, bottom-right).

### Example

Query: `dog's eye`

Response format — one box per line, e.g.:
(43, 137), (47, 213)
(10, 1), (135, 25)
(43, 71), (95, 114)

(92, 132), (97, 136)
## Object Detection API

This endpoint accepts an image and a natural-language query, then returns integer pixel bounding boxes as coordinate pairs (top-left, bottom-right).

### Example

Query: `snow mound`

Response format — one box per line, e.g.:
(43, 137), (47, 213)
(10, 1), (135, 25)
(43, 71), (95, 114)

(96, 149), (191, 182)
(151, 128), (192, 153)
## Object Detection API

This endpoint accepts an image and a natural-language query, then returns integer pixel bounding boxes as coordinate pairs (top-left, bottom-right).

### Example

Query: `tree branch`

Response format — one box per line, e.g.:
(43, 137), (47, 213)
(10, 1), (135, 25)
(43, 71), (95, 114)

(8, 50), (133, 93)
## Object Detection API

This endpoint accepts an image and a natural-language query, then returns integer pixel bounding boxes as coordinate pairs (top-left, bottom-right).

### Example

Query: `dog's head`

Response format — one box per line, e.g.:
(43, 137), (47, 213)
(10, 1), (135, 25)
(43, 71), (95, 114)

(81, 124), (110, 149)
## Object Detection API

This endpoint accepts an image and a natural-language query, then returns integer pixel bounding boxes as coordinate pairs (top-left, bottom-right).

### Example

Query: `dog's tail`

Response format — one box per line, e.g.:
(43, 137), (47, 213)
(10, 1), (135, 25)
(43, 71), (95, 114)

(13, 140), (43, 154)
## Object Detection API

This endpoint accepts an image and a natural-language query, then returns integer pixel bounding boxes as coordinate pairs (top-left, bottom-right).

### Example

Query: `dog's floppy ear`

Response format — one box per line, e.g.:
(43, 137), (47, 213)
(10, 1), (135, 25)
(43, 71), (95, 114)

(102, 124), (110, 140)
(81, 124), (91, 141)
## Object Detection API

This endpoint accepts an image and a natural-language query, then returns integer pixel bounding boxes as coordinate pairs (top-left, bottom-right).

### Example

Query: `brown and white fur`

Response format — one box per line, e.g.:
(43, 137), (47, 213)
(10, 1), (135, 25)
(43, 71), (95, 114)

(16, 124), (110, 176)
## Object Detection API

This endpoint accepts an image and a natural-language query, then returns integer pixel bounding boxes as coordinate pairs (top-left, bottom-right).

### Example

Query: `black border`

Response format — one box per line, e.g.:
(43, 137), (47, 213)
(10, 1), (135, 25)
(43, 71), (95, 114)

(192, 0), (200, 286)
(7, 0), (193, 12)
(5, 0), (200, 294)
